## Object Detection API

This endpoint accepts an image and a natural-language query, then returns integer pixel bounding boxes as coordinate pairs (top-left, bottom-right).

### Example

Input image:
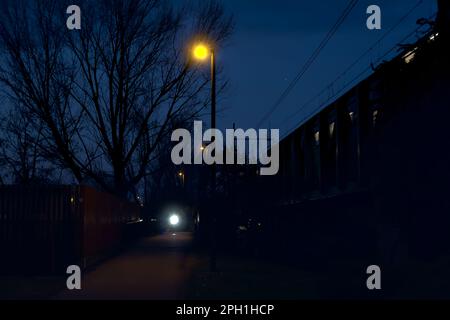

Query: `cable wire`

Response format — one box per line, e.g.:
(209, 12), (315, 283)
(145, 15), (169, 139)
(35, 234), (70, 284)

(256, 0), (360, 128)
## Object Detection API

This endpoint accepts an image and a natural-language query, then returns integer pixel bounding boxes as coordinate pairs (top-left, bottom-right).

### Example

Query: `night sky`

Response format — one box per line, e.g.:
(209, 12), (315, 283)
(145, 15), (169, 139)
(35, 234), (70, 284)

(217, 0), (436, 136)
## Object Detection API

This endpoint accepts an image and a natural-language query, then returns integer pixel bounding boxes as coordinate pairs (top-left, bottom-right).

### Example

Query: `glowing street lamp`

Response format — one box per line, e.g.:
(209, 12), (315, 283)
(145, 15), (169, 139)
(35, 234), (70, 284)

(192, 43), (210, 61)
(190, 41), (217, 272)
(178, 171), (185, 187)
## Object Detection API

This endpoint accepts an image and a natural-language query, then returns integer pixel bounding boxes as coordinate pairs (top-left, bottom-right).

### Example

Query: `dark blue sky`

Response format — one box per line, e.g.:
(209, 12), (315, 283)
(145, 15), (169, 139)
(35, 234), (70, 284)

(216, 0), (437, 136)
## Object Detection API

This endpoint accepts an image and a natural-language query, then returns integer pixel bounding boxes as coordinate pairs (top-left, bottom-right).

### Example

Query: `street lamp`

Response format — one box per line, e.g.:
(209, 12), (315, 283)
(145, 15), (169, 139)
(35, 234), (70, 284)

(192, 43), (210, 61)
(178, 171), (185, 187)
(191, 42), (217, 272)
(190, 41), (216, 129)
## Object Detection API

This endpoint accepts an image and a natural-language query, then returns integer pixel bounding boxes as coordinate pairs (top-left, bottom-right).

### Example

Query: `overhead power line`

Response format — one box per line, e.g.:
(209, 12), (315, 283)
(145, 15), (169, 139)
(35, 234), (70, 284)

(281, 10), (436, 140)
(256, 0), (360, 128)
(278, 0), (425, 134)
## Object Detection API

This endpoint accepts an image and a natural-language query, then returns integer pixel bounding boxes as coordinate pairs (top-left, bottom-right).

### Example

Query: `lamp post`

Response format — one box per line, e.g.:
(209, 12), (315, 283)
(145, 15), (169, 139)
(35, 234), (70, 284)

(192, 42), (217, 272)
(178, 171), (185, 188)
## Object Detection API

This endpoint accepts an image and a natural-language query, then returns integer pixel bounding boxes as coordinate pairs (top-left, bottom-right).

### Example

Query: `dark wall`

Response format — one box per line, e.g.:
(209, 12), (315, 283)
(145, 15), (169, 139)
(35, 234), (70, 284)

(241, 32), (450, 275)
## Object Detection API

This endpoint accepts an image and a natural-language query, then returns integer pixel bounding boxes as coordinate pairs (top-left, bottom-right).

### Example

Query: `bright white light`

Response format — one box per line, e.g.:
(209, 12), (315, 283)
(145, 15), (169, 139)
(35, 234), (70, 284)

(429, 33), (439, 41)
(169, 214), (180, 226)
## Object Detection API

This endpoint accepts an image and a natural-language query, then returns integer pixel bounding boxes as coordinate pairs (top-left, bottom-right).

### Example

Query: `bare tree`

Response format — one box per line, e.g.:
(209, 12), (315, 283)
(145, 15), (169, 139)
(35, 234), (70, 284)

(0, 105), (59, 184)
(0, 0), (233, 197)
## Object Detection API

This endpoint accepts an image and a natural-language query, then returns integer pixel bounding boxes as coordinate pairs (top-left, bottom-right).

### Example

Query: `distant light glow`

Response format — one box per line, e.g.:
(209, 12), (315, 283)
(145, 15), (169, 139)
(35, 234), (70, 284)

(329, 122), (335, 136)
(349, 111), (355, 121)
(429, 33), (439, 41)
(373, 110), (379, 126)
(403, 49), (417, 64)
(314, 131), (320, 145)
(169, 214), (180, 226)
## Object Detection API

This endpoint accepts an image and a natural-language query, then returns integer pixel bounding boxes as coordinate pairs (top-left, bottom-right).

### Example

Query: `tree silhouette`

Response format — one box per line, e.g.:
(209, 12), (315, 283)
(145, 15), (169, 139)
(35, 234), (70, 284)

(0, 0), (233, 197)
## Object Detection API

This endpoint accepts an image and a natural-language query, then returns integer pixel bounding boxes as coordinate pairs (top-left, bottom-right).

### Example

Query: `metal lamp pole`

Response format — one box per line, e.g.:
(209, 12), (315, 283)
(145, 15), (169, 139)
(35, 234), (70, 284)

(210, 49), (217, 272)
(191, 42), (217, 272)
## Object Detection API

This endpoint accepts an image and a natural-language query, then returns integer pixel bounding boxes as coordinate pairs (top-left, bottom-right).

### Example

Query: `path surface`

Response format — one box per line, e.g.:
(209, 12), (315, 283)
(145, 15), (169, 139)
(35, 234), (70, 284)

(56, 232), (202, 300)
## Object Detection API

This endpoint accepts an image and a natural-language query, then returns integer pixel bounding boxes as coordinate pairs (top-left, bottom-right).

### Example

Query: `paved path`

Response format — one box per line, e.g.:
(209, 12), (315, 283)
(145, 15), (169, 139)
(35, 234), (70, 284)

(56, 232), (202, 300)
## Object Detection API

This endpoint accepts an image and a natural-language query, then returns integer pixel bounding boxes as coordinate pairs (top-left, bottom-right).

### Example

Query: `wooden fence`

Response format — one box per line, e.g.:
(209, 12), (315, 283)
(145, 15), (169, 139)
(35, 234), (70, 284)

(0, 185), (141, 275)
